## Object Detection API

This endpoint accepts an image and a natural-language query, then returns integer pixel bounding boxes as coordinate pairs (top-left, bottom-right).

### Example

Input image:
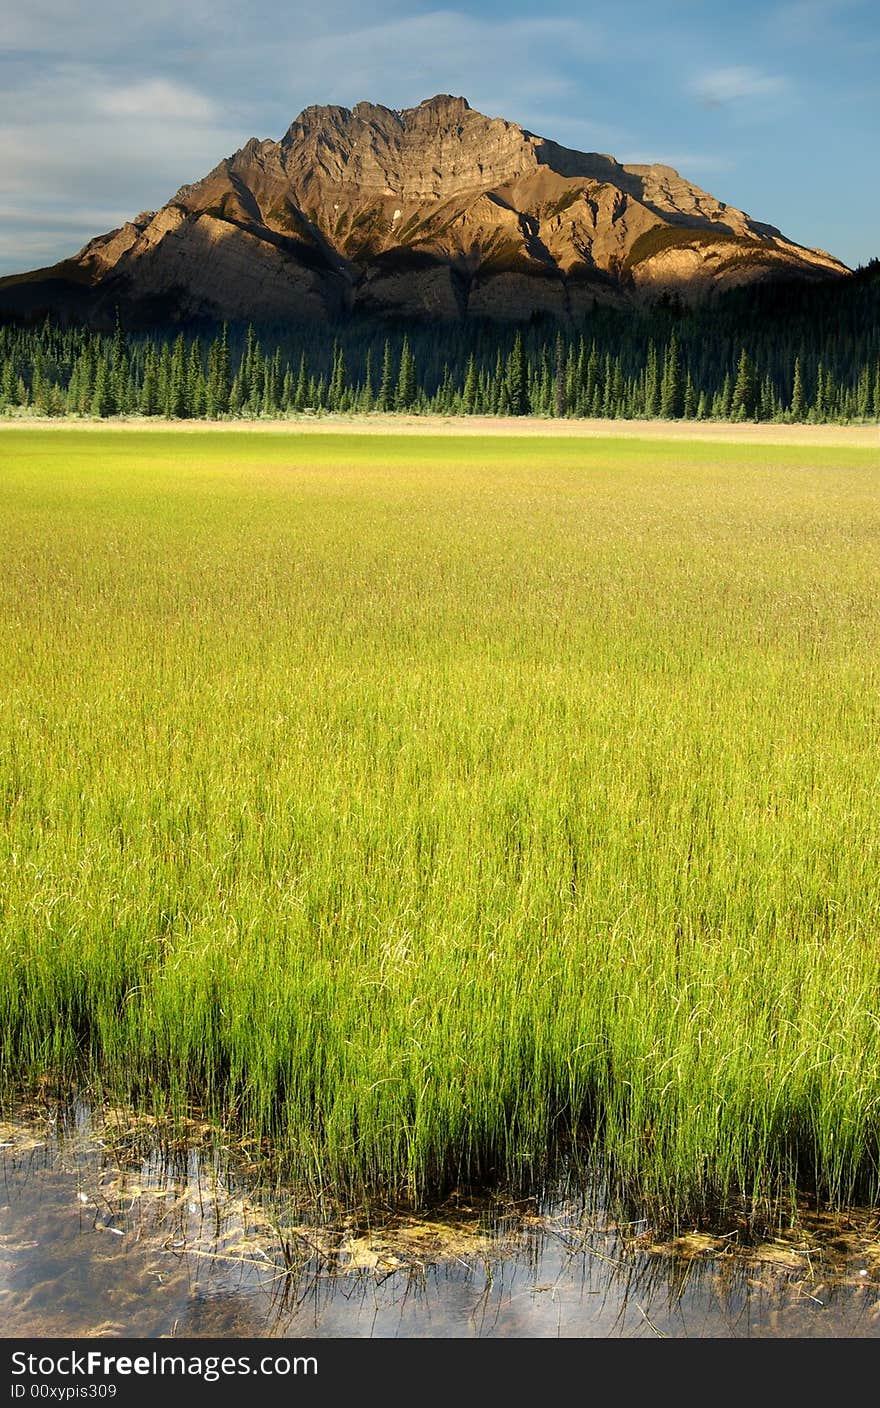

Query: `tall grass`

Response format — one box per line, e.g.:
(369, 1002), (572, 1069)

(2, 427), (880, 1222)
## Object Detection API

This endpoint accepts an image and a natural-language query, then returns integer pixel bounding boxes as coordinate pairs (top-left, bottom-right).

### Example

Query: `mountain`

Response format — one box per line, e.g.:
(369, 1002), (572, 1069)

(0, 95), (849, 327)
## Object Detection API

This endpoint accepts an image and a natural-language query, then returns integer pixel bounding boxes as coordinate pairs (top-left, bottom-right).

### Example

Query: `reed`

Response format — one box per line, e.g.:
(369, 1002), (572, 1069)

(2, 427), (879, 1221)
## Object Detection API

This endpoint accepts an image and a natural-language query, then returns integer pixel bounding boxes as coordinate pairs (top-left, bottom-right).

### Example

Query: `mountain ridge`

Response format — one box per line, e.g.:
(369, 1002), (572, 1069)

(0, 94), (849, 327)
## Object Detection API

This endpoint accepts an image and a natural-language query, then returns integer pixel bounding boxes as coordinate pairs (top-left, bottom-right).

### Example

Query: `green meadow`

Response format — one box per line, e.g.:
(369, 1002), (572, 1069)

(2, 426), (880, 1222)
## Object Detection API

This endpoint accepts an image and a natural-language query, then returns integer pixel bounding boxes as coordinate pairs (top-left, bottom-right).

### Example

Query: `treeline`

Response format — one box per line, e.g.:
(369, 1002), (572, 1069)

(2, 263), (879, 422)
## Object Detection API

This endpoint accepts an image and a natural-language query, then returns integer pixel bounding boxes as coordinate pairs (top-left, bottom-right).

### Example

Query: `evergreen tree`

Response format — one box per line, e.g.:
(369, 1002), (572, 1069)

(814, 362), (827, 421)
(505, 332), (528, 415)
(790, 356), (806, 421)
(206, 325), (231, 418)
(372, 339), (391, 412)
(247, 338), (264, 413)
(228, 373), (244, 416)
(328, 343), (346, 410)
(293, 352), (308, 411)
(462, 353), (478, 414)
(0, 358), (17, 407)
(731, 348), (756, 421)
(261, 349), (280, 416)
(395, 337), (417, 410)
(140, 346), (160, 416)
(644, 343), (660, 417)
(165, 335), (187, 419)
(718, 371), (733, 420)
(554, 333), (566, 418)
(359, 349), (374, 412)
(91, 354), (116, 418)
(660, 336), (683, 419)
(187, 339), (206, 418)
(281, 366), (293, 411)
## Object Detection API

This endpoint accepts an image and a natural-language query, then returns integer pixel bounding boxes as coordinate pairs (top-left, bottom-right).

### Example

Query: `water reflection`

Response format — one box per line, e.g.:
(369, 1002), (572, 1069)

(1, 1104), (879, 1338)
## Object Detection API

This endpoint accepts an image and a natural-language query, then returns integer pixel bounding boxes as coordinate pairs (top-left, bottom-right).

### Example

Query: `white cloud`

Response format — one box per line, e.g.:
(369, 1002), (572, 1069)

(257, 11), (603, 124)
(95, 79), (220, 122)
(691, 66), (789, 106)
(0, 64), (241, 275)
(0, 6), (608, 274)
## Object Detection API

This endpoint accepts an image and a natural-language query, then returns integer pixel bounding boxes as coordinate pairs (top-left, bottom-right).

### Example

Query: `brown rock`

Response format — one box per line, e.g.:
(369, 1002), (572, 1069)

(0, 95), (849, 325)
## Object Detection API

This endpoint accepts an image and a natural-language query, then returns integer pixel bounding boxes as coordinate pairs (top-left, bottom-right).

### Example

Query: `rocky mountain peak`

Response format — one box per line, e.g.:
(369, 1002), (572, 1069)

(404, 94), (472, 121)
(0, 95), (850, 328)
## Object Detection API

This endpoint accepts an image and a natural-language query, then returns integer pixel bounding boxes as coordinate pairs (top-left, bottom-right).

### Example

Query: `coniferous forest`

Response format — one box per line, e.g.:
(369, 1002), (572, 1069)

(1, 260), (878, 423)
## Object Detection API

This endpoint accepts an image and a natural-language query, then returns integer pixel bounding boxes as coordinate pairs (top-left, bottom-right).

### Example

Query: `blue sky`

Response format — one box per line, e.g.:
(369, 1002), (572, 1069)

(0, 0), (877, 276)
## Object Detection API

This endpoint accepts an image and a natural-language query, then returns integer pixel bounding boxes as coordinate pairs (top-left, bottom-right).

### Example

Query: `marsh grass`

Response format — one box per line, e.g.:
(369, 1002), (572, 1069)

(2, 428), (880, 1223)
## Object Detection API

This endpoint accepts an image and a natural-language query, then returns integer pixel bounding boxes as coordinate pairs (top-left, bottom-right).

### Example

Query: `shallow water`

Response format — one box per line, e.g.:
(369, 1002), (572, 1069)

(2, 1105), (880, 1338)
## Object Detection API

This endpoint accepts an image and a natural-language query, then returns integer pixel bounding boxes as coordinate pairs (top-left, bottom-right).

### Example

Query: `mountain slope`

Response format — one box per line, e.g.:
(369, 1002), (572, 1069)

(0, 95), (849, 326)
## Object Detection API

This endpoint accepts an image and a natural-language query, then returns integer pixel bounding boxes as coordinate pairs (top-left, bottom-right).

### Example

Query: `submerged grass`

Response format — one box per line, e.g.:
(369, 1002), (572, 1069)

(1, 427), (880, 1223)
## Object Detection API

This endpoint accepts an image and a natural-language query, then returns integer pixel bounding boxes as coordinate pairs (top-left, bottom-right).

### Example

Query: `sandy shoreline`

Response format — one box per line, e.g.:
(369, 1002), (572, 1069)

(1, 412), (878, 448)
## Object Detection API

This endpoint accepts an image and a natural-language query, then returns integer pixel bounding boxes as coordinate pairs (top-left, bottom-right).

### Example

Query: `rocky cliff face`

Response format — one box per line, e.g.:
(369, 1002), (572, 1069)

(0, 95), (849, 325)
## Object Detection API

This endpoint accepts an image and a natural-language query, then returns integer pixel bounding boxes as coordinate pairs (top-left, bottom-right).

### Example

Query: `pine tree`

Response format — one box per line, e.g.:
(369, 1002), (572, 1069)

(261, 350), (280, 416)
(395, 337), (417, 411)
(660, 336), (683, 419)
(140, 346), (160, 416)
(644, 343), (660, 417)
(30, 364), (46, 414)
(790, 357), (806, 421)
(554, 333), (566, 418)
(293, 352), (308, 412)
(1, 358), (18, 407)
(601, 353), (614, 418)
(187, 339), (206, 418)
(730, 348), (755, 421)
(462, 354), (478, 414)
(91, 355), (116, 418)
(814, 362), (827, 422)
(247, 339), (264, 414)
(359, 349), (374, 412)
(242, 325), (256, 394)
(165, 335), (187, 419)
(101, 313), (126, 414)
(378, 340), (394, 412)
(71, 345), (95, 414)
(505, 332), (528, 416)
(43, 381), (65, 417)
(718, 371), (733, 420)
(328, 343), (346, 411)
(206, 325), (231, 418)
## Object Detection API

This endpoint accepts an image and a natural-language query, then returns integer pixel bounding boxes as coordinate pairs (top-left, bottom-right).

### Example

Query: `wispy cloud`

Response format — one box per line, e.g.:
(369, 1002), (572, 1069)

(0, 7), (607, 275)
(0, 0), (872, 275)
(0, 64), (240, 275)
(691, 66), (789, 107)
(269, 11), (603, 120)
(95, 79), (220, 122)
